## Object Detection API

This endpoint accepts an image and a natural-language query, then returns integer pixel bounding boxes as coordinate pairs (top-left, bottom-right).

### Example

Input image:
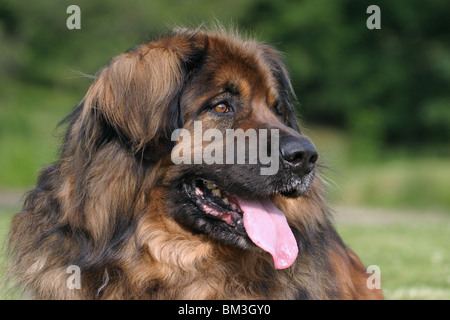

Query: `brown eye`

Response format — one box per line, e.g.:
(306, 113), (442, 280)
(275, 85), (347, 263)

(213, 103), (230, 113)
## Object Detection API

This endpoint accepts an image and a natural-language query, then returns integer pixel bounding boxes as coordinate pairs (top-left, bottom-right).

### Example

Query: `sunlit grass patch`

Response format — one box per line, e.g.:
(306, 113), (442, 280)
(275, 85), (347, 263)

(384, 286), (450, 300)
(337, 211), (450, 300)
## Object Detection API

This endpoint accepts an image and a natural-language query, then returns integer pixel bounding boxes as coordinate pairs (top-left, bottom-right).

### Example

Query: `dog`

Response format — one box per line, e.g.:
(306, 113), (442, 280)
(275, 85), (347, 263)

(7, 28), (383, 299)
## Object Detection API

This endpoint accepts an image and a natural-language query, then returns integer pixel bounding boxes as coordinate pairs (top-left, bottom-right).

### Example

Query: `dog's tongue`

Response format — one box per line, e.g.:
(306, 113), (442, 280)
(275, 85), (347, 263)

(236, 197), (298, 269)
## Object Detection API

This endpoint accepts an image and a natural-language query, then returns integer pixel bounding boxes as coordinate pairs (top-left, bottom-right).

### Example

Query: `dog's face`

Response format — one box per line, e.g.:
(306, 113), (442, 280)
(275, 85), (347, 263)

(160, 32), (319, 261)
(85, 30), (318, 268)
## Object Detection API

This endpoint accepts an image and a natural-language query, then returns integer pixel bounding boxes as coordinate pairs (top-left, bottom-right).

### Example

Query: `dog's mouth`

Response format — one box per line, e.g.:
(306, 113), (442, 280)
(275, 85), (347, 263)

(185, 179), (245, 228)
(183, 178), (299, 269)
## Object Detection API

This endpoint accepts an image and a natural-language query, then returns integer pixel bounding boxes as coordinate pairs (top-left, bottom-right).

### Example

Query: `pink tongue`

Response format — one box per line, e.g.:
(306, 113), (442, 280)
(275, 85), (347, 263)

(236, 197), (298, 269)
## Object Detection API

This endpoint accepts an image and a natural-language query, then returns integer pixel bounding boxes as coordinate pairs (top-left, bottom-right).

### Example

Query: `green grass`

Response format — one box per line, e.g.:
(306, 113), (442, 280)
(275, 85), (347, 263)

(335, 159), (450, 210)
(337, 214), (450, 300)
(0, 210), (14, 299)
(307, 125), (450, 211)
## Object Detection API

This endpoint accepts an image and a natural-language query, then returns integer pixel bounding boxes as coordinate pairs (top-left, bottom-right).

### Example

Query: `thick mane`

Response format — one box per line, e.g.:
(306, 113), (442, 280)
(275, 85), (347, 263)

(5, 28), (382, 300)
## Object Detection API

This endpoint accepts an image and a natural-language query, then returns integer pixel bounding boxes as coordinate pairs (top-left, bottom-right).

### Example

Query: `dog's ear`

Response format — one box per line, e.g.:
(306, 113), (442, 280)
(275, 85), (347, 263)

(81, 35), (201, 162)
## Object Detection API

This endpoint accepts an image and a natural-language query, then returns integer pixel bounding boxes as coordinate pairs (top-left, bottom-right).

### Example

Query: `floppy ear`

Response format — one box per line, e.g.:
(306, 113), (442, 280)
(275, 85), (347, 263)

(81, 36), (198, 161)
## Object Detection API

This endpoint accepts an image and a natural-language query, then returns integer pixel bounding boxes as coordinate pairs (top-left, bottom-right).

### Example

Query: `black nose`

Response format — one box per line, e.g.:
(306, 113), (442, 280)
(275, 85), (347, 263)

(280, 136), (318, 175)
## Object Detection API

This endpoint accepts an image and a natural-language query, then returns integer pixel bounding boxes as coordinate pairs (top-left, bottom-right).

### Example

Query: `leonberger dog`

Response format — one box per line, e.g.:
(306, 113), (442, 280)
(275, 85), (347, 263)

(7, 28), (383, 300)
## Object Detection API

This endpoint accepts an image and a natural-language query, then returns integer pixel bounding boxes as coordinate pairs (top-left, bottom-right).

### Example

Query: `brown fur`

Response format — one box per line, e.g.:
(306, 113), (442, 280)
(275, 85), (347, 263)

(6, 28), (383, 300)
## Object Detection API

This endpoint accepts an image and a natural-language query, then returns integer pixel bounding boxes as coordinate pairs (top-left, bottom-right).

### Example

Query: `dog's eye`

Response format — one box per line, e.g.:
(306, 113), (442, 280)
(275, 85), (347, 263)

(212, 103), (232, 114)
(273, 101), (283, 116)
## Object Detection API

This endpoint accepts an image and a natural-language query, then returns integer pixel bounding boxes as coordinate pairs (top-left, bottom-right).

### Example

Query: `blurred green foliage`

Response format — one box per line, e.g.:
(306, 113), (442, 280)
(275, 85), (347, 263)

(1, 0), (449, 160)
(243, 0), (450, 158)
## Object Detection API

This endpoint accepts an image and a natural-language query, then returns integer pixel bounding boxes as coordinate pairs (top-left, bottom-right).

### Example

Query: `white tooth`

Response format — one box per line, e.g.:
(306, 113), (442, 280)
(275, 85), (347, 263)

(195, 187), (203, 196)
(222, 197), (229, 205)
(206, 182), (215, 189)
(212, 189), (221, 197)
(231, 203), (237, 210)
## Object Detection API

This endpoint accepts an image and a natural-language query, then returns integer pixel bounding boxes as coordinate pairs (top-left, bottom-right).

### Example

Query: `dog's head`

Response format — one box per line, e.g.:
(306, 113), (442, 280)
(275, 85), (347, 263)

(81, 29), (318, 269)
